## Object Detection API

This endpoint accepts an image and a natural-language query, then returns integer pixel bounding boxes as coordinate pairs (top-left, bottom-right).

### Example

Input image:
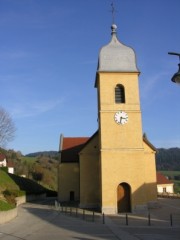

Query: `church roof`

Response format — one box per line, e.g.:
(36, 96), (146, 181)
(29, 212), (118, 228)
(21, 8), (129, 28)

(156, 172), (173, 185)
(7, 161), (14, 168)
(60, 137), (89, 163)
(97, 24), (139, 73)
(60, 132), (155, 163)
(0, 153), (6, 161)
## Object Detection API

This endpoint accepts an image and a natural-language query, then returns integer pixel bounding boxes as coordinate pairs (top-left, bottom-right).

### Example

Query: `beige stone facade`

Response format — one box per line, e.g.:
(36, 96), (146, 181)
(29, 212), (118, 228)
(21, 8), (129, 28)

(58, 24), (157, 214)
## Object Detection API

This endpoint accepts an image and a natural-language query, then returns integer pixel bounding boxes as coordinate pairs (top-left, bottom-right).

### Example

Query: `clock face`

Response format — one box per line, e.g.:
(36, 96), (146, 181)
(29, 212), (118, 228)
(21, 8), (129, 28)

(114, 111), (128, 125)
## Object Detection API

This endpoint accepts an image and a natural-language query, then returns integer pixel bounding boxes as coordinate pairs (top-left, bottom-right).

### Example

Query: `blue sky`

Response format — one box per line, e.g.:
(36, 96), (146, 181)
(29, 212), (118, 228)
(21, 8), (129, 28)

(0, 0), (180, 155)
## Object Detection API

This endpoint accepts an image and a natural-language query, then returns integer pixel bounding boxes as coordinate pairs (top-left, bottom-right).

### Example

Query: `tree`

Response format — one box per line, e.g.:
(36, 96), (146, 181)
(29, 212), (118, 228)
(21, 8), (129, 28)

(0, 106), (16, 147)
(32, 171), (43, 183)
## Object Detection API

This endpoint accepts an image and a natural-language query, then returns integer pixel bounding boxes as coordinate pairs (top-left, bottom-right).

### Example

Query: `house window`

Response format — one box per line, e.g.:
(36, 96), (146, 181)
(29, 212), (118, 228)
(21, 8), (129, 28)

(163, 188), (167, 193)
(115, 84), (125, 103)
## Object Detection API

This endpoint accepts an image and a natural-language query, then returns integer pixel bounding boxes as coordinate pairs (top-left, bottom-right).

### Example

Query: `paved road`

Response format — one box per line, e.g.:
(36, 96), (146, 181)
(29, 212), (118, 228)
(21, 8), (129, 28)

(0, 200), (119, 240)
(0, 198), (180, 240)
(109, 198), (180, 240)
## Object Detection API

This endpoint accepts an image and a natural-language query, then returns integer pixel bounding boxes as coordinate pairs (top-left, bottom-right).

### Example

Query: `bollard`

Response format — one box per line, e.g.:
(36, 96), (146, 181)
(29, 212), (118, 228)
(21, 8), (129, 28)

(148, 213), (151, 226)
(102, 213), (105, 224)
(170, 213), (173, 227)
(76, 208), (78, 217)
(70, 207), (72, 216)
(83, 209), (85, 220)
(126, 213), (128, 225)
(92, 211), (95, 222)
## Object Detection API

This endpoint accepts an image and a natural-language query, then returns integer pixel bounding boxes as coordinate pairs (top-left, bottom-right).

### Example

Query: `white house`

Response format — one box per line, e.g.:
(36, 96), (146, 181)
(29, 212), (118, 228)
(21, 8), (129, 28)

(0, 153), (14, 174)
(0, 153), (7, 167)
(157, 172), (174, 194)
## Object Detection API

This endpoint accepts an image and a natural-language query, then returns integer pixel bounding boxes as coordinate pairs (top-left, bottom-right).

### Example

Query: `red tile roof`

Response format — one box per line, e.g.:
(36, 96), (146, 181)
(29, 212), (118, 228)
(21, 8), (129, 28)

(7, 161), (14, 168)
(156, 172), (173, 185)
(61, 137), (89, 163)
(62, 137), (89, 150)
(0, 153), (6, 162)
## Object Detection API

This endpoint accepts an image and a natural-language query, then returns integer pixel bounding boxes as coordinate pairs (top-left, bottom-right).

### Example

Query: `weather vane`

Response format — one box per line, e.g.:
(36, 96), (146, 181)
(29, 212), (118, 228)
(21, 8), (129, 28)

(110, 1), (117, 24)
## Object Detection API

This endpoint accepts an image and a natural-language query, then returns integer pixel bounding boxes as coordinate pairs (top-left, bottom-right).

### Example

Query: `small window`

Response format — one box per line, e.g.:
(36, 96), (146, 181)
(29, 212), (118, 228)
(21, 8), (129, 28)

(115, 84), (125, 103)
(70, 191), (75, 201)
(163, 188), (167, 193)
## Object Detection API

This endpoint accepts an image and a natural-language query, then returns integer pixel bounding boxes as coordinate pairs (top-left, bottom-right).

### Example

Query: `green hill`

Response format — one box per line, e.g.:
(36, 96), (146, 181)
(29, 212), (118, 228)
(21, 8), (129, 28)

(0, 170), (20, 192)
(156, 148), (180, 171)
(1, 147), (179, 201)
(0, 169), (57, 210)
(25, 151), (59, 159)
(0, 169), (49, 195)
(0, 148), (59, 192)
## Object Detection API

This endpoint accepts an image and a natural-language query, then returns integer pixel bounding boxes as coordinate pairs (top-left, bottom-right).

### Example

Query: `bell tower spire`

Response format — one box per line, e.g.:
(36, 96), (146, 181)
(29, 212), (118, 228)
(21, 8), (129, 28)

(110, 1), (116, 24)
(95, 10), (156, 214)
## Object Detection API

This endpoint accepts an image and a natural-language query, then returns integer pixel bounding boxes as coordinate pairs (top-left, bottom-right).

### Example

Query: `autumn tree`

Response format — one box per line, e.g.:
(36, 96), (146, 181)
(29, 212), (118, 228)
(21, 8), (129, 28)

(0, 106), (16, 147)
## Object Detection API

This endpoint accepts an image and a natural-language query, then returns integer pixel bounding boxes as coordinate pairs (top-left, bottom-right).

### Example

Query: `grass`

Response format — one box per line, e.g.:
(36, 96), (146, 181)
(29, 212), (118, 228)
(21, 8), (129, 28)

(0, 170), (20, 192)
(0, 169), (24, 210)
(160, 171), (180, 177)
(0, 200), (15, 211)
(0, 169), (47, 210)
(20, 156), (37, 164)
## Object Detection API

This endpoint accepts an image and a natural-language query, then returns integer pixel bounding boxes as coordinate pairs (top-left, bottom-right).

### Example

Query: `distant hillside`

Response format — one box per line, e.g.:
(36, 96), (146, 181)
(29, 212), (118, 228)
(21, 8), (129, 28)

(25, 151), (59, 159)
(1, 148), (180, 193)
(156, 148), (180, 171)
(25, 148), (180, 171)
(0, 149), (59, 192)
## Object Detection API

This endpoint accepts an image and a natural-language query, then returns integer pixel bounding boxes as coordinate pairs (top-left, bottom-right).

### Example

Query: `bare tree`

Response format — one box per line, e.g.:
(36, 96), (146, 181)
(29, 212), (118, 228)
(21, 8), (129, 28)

(0, 106), (16, 147)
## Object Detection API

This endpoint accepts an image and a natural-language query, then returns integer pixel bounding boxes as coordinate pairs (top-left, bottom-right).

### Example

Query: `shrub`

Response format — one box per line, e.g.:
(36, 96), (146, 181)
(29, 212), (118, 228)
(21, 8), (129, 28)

(3, 189), (25, 206)
(1, 167), (8, 173)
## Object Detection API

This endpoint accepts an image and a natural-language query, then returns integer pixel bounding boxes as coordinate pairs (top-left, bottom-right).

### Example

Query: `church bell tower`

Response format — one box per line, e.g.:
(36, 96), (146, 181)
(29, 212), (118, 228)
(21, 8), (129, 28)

(95, 24), (157, 214)
(95, 24), (143, 150)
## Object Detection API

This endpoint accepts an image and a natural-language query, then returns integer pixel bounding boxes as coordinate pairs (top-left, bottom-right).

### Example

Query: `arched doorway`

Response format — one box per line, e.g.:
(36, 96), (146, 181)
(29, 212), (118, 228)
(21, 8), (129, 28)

(117, 182), (131, 213)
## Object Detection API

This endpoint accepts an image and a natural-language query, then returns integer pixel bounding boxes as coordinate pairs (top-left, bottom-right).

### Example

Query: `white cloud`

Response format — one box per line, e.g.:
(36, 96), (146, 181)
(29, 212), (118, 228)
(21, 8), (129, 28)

(11, 99), (63, 119)
(141, 71), (168, 99)
(0, 49), (36, 61)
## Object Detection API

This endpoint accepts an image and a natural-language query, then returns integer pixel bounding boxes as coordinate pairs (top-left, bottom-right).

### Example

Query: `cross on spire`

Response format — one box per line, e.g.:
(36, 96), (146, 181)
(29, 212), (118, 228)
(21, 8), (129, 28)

(110, 1), (117, 24)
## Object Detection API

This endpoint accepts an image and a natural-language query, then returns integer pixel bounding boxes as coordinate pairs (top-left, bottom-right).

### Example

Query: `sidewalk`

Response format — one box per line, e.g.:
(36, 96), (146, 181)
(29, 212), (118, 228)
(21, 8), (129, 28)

(108, 198), (180, 228)
(0, 198), (179, 240)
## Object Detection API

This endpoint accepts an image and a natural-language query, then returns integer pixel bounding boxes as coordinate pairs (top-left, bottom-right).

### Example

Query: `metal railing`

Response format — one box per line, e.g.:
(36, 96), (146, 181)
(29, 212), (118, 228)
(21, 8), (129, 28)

(54, 201), (180, 227)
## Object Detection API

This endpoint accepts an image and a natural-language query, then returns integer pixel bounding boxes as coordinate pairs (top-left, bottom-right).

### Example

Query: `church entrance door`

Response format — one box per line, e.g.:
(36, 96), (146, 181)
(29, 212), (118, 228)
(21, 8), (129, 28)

(117, 182), (131, 213)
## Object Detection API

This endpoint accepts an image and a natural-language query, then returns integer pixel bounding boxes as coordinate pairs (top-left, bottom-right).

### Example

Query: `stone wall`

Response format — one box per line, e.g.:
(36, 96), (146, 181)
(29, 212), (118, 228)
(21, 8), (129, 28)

(0, 208), (17, 224)
(0, 194), (46, 224)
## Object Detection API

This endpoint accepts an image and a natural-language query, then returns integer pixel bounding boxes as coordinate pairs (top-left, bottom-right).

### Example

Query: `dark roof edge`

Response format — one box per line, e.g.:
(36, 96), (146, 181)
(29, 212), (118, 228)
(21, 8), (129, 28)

(143, 135), (156, 152)
(80, 130), (98, 151)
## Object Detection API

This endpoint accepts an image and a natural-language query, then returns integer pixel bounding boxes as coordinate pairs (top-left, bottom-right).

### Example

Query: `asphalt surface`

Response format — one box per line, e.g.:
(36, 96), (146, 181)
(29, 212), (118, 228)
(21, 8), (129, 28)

(0, 198), (179, 240)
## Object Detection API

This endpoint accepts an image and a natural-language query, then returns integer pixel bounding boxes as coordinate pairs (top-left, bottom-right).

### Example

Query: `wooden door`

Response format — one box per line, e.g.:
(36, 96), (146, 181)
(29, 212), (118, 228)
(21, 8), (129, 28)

(117, 183), (131, 213)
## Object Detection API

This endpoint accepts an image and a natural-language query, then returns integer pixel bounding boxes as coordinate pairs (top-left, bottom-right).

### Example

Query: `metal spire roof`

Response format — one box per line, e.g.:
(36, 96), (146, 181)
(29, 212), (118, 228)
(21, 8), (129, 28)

(97, 24), (139, 73)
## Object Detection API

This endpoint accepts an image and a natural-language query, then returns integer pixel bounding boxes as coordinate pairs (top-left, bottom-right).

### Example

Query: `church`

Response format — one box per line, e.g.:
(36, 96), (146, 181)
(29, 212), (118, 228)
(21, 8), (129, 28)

(58, 23), (157, 214)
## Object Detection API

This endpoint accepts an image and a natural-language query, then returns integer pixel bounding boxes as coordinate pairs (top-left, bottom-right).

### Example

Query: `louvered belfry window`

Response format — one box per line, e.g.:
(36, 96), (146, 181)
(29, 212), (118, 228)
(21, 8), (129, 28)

(115, 84), (125, 103)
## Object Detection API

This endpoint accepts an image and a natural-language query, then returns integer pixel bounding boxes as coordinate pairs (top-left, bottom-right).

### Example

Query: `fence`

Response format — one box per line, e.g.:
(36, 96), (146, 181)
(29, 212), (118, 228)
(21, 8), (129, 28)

(54, 200), (180, 227)
(109, 212), (180, 227)
(158, 193), (180, 199)
(55, 201), (104, 223)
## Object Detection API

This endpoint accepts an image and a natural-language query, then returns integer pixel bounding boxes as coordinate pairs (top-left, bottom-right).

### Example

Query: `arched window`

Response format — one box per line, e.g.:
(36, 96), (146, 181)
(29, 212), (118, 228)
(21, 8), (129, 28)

(115, 84), (125, 103)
